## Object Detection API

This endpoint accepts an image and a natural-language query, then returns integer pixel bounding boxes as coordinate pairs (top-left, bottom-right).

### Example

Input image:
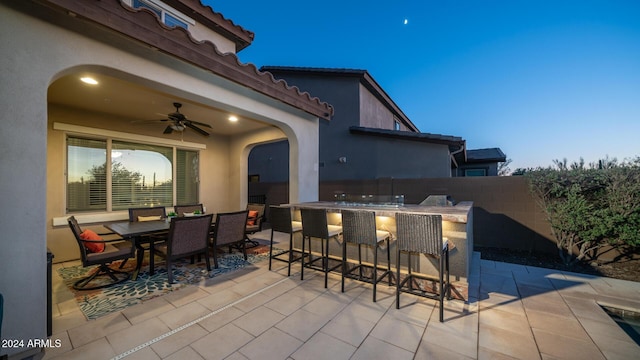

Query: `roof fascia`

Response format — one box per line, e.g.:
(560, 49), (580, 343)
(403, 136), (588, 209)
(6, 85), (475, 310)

(33, 0), (333, 119)
(350, 126), (464, 147)
(359, 72), (420, 132)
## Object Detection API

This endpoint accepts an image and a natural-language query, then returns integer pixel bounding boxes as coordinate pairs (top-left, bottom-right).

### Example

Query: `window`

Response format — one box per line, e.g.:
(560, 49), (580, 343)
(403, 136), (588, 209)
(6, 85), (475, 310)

(132, 0), (190, 29)
(393, 117), (401, 130)
(66, 136), (199, 212)
(464, 168), (487, 177)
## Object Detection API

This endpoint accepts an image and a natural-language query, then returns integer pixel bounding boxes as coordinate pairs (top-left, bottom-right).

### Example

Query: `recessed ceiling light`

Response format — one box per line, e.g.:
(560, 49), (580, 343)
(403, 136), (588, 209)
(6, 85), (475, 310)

(228, 116), (238, 122)
(80, 77), (98, 85)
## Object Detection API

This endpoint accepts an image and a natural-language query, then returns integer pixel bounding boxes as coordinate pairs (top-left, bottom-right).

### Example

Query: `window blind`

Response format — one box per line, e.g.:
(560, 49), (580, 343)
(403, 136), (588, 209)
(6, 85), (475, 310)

(67, 137), (107, 212)
(111, 141), (173, 210)
(176, 149), (199, 205)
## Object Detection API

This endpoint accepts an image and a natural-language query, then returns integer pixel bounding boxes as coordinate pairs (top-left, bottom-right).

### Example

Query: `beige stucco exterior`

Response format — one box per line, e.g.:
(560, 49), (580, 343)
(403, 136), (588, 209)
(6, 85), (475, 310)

(0, 3), (320, 358)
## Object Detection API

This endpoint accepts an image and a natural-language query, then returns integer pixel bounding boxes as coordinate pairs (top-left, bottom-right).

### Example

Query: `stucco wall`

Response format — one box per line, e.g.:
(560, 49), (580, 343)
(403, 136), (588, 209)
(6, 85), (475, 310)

(250, 176), (556, 255)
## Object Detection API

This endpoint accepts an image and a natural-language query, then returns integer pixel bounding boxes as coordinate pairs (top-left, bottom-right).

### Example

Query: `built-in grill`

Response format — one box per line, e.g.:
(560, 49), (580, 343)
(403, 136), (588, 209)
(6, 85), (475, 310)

(420, 195), (456, 206)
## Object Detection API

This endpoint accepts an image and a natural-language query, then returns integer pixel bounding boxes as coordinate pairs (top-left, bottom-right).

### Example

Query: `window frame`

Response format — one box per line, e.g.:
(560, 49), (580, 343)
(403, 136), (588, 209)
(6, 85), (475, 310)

(57, 122), (205, 215)
(393, 117), (401, 131)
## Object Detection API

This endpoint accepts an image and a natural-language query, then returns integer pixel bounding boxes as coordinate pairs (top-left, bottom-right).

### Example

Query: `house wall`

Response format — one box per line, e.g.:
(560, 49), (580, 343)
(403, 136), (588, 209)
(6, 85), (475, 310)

(0, 4), (319, 357)
(359, 83), (403, 130)
(255, 72), (452, 182)
(188, 24), (237, 54)
(248, 140), (289, 183)
(261, 73), (362, 182)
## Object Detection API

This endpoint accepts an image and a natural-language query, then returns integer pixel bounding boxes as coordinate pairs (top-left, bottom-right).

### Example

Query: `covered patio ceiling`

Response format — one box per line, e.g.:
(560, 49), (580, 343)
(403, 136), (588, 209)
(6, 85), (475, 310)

(48, 72), (272, 137)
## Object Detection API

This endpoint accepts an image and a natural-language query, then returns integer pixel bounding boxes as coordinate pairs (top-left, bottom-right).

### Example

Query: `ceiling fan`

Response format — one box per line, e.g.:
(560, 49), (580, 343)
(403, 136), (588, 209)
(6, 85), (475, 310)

(157, 102), (211, 137)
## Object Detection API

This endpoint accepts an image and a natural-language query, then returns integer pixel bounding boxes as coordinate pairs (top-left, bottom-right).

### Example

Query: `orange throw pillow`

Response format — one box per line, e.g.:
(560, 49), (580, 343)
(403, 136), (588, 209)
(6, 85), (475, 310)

(80, 229), (105, 253)
(247, 210), (259, 226)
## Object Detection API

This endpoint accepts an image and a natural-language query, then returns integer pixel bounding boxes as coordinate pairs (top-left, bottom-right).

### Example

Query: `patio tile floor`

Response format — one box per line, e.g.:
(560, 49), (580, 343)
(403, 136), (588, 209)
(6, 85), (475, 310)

(45, 229), (640, 359)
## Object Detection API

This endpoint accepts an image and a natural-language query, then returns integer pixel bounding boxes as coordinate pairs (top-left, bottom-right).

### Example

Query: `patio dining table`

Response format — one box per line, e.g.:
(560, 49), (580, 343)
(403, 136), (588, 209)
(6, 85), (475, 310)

(104, 220), (170, 280)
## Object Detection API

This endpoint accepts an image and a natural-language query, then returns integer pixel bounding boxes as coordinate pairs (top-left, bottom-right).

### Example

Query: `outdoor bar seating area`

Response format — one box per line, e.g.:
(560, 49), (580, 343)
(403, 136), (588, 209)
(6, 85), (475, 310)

(282, 196), (474, 300)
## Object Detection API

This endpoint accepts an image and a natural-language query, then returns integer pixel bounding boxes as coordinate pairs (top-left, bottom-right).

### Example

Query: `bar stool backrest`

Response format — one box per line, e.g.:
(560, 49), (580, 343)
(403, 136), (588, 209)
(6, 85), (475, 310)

(342, 210), (377, 245)
(301, 208), (329, 238)
(395, 213), (443, 255)
(269, 206), (294, 233)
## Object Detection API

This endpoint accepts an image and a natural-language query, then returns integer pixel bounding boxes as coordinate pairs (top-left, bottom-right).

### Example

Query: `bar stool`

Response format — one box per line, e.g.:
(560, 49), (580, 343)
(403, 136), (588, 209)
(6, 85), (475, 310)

(268, 205), (305, 276)
(395, 213), (451, 322)
(340, 210), (391, 302)
(300, 208), (343, 288)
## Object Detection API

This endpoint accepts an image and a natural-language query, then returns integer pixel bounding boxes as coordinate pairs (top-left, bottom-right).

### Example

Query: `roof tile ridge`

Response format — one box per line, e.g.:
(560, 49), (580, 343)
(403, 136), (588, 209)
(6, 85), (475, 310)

(252, 68), (335, 116)
(122, 3), (214, 48)
(121, 0), (332, 117)
(191, 0), (255, 40)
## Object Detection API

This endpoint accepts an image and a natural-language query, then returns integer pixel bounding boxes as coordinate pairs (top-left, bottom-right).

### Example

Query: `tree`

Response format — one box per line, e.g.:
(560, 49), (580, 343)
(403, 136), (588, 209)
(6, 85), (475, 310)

(498, 158), (512, 176)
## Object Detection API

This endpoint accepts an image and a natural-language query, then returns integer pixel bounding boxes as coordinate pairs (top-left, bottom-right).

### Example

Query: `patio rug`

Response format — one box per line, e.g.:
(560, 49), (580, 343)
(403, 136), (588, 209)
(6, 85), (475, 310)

(58, 242), (284, 320)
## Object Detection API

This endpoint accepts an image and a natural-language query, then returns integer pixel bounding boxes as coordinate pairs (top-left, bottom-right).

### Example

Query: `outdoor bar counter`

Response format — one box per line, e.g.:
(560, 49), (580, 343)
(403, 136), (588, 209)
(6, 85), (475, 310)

(287, 200), (474, 300)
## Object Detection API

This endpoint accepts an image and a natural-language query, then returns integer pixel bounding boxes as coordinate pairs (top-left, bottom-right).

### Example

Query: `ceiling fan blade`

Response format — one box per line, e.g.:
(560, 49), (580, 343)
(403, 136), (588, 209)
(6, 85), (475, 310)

(186, 119), (212, 128)
(131, 119), (166, 124)
(185, 122), (210, 137)
(163, 125), (174, 134)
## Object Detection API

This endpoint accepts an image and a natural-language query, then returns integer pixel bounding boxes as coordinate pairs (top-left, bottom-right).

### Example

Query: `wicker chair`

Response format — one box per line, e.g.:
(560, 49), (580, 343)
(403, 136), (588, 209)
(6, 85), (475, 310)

(300, 208), (343, 288)
(174, 204), (204, 216)
(68, 216), (134, 290)
(268, 205), (304, 276)
(395, 213), (451, 322)
(150, 214), (213, 283)
(128, 206), (167, 267)
(210, 210), (249, 269)
(340, 210), (391, 302)
(245, 203), (266, 247)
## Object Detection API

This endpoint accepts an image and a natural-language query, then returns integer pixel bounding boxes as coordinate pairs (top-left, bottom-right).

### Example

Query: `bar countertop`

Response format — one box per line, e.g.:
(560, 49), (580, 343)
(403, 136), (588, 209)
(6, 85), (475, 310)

(287, 201), (473, 223)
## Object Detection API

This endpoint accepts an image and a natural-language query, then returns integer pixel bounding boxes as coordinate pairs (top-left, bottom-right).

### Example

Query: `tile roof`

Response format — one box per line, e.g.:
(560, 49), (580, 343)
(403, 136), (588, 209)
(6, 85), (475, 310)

(162, 0), (255, 51)
(35, 0), (333, 120)
(262, 66), (417, 130)
(465, 148), (507, 162)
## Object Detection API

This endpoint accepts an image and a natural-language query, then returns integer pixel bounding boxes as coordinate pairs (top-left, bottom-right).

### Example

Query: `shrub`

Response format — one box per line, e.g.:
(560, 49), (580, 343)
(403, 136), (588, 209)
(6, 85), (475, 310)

(526, 157), (640, 266)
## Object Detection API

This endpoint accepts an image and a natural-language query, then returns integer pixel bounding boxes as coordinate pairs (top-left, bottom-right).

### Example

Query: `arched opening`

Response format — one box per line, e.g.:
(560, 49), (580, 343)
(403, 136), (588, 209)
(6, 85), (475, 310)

(247, 139), (291, 207)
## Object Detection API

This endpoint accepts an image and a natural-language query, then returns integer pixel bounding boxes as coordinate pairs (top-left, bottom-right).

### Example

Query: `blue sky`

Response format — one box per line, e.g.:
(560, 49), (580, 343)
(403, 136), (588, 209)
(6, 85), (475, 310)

(207, 0), (640, 171)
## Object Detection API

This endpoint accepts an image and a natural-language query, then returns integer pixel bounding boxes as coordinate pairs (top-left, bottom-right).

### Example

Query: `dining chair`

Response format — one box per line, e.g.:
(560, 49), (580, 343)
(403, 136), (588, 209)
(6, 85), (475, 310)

(340, 209), (391, 302)
(210, 210), (249, 269)
(128, 206), (167, 222)
(174, 204), (204, 216)
(68, 216), (135, 290)
(150, 214), (213, 284)
(245, 203), (266, 247)
(268, 205), (304, 276)
(300, 208), (343, 288)
(128, 206), (168, 269)
(395, 213), (451, 322)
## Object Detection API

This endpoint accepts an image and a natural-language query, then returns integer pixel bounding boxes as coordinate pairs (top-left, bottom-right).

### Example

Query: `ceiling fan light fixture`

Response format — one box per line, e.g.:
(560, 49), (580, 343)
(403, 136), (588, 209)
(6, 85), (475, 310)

(170, 124), (185, 131)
